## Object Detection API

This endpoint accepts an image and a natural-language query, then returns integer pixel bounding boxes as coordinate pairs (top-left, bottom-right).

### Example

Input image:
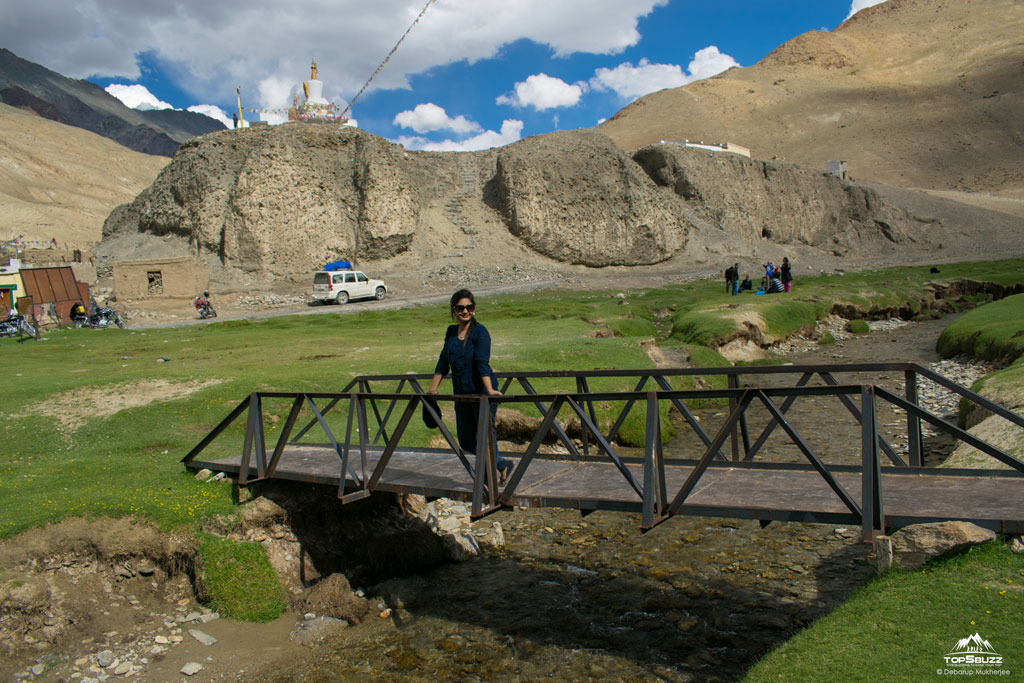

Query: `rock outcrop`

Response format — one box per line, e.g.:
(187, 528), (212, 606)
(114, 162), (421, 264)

(494, 131), (688, 266)
(633, 143), (914, 255)
(102, 125), (419, 278)
(99, 125), (937, 281)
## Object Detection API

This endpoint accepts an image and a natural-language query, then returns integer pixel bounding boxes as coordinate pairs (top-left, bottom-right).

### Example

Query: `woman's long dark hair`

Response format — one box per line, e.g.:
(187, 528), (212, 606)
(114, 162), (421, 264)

(450, 288), (477, 343)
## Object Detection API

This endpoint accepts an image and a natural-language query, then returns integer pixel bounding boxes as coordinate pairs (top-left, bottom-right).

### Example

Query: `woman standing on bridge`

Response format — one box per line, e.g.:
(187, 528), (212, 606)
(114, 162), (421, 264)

(427, 289), (513, 484)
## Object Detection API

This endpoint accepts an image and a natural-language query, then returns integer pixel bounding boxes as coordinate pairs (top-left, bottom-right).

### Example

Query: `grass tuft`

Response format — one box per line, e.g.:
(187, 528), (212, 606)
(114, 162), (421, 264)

(847, 319), (870, 334)
(196, 532), (287, 622)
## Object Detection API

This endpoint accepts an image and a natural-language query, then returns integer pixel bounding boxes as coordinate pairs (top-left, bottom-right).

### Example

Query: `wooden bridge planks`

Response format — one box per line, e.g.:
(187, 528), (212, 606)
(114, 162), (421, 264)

(191, 444), (1024, 533)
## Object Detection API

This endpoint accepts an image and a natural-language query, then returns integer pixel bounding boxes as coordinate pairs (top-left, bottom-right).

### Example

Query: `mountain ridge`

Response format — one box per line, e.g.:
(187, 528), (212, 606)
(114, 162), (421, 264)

(598, 0), (1023, 196)
(0, 48), (225, 158)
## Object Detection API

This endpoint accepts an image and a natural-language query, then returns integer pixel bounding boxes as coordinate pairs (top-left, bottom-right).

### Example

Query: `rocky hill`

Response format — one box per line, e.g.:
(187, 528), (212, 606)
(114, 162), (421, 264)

(0, 49), (224, 158)
(98, 124), (1022, 286)
(598, 0), (1024, 197)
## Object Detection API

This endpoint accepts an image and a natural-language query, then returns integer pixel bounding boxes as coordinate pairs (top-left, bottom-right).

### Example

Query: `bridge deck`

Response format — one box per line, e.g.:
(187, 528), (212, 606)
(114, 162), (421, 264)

(191, 445), (1024, 533)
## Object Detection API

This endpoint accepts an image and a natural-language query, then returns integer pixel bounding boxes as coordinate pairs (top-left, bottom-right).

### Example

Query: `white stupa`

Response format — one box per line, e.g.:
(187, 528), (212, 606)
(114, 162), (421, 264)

(288, 60), (349, 124)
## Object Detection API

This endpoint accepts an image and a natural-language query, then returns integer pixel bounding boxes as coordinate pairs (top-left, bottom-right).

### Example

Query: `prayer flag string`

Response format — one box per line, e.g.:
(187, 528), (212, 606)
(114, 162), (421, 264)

(340, 0), (437, 118)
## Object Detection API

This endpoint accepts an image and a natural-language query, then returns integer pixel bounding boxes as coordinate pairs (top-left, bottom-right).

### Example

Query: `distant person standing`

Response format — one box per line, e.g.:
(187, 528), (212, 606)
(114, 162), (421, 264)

(780, 257), (793, 293)
(724, 263), (739, 296)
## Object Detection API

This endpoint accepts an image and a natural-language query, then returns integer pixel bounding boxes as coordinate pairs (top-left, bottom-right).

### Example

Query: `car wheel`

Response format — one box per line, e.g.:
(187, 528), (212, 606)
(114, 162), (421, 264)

(375, 287), (386, 301)
(336, 291), (349, 305)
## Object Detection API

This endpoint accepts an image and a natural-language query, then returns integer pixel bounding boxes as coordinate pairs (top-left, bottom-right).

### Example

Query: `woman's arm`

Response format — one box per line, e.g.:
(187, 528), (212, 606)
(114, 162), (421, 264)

(431, 326), (454, 387)
(473, 326), (502, 395)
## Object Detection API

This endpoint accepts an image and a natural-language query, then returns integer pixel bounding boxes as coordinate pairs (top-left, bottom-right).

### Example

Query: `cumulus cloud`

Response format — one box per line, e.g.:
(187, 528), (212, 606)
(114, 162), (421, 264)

(496, 73), (583, 110)
(187, 104), (232, 128)
(2, 0), (667, 109)
(393, 103), (482, 134)
(590, 46), (739, 100)
(686, 46), (740, 81)
(846, 0), (888, 19)
(398, 119), (523, 152)
(104, 84), (174, 110)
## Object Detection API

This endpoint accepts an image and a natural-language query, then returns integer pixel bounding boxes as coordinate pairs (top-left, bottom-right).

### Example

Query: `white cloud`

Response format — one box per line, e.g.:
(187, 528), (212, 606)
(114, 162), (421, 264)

(398, 119), (523, 152)
(496, 73), (583, 110)
(2, 1), (668, 110)
(686, 46), (740, 82)
(590, 59), (685, 100)
(393, 103), (482, 134)
(846, 0), (887, 19)
(187, 104), (231, 128)
(104, 84), (174, 110)
(590, 46), (739, 100)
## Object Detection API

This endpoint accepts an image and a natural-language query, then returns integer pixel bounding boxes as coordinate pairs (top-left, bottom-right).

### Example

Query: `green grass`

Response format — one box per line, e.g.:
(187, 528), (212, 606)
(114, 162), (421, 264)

(745, 541), (1024, 682)
(935, 293), (1024, 430)
(819, 332), (836, 345)
(847, 319), (870, 335)
(196, 532), (287, 621)
(937, 293), (1024, 364)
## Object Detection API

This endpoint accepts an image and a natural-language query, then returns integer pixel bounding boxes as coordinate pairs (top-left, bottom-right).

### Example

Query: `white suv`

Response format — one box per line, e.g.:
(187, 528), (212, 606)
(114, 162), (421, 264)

(311, 270), (389, 304)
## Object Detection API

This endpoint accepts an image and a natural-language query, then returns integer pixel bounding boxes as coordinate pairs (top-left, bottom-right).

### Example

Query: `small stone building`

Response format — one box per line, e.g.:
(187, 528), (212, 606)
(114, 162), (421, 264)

(112, 257), (209, 299)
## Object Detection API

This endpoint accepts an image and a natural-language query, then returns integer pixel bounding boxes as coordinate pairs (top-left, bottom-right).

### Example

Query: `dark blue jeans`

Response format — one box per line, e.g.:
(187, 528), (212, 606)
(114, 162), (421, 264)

(454, 398), (512, 474)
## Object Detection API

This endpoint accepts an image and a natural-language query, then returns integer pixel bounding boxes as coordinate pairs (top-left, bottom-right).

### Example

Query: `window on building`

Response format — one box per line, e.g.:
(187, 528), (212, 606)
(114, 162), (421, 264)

(147, 271), (163, 295)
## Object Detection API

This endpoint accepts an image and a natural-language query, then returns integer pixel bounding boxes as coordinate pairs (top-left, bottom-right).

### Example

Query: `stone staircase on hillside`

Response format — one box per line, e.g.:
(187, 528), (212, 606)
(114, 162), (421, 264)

(443, 158), (480, 241)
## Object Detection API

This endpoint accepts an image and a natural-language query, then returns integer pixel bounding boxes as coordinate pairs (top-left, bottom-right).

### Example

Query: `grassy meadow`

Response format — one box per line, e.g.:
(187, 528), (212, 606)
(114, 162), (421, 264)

(2, 258), (1023, 537)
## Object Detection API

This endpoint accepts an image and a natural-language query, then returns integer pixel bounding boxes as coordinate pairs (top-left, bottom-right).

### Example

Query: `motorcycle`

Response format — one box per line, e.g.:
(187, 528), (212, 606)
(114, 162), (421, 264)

(88, 306), (127, 329)
(195, 296), (217, 319)
(0, 313), (36, 338)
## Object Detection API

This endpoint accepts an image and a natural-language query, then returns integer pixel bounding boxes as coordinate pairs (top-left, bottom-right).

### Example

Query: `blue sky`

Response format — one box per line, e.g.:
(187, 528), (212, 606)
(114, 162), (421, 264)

(3, 0), (884, 151)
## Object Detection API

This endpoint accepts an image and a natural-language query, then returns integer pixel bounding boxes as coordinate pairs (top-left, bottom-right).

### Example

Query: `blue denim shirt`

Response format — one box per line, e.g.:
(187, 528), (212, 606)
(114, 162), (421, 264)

(433, 323), (497, 394)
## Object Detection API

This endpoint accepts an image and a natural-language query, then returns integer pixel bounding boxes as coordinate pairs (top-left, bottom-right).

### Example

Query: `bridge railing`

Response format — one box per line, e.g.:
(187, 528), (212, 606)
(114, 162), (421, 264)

(182, 363), (1024, 539)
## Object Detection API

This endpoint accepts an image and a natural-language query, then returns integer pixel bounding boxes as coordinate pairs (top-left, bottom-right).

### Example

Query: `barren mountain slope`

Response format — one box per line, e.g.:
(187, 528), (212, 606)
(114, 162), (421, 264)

(598, 0), (1024, 196)
(0, 104), (169, 246)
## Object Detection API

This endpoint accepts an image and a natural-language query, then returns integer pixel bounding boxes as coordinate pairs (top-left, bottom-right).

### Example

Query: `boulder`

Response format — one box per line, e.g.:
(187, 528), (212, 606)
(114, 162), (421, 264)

(890, 521), (996, 570)
(443, 531), (481, 561)
(299, 573), (370, 625)
(494, 131), (688, 266)
(241, 496), (288, 528)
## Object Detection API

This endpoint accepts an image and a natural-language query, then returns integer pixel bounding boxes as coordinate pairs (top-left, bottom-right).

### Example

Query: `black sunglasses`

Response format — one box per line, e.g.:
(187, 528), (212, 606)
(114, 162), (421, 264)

(454, 304), (475, 313)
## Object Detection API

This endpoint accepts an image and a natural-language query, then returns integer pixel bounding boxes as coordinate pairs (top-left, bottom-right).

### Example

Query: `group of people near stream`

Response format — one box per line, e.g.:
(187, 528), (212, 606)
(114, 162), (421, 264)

(724, 258), (793, 296)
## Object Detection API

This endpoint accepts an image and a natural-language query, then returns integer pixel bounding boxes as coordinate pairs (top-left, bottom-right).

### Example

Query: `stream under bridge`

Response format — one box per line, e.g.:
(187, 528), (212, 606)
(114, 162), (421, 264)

(183, 363), (1024, 541)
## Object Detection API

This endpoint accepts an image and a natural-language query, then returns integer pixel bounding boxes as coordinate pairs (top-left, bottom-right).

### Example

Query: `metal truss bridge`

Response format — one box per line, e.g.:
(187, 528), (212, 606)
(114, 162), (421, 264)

(183, 363), (1024, 541)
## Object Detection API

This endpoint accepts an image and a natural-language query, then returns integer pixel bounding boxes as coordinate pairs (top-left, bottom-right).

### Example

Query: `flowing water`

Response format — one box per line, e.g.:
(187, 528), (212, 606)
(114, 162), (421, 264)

(256, 315), (970, 682)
